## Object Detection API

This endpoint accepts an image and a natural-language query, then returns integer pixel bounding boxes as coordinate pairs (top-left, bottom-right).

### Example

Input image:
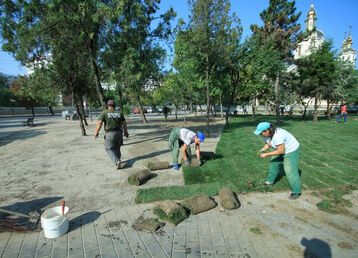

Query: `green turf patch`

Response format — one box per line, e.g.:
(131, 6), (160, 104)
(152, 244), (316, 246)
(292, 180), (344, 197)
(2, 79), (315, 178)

(249, 227), (262, 234)
(316, 185), (357, 214)
(136, 115), (358, 203)
(153, 206), (188, 225)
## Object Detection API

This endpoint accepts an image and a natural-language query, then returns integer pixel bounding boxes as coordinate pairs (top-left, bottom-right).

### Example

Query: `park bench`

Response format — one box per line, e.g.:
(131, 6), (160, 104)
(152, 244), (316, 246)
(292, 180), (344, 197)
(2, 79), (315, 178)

(23, 117), (34, 126)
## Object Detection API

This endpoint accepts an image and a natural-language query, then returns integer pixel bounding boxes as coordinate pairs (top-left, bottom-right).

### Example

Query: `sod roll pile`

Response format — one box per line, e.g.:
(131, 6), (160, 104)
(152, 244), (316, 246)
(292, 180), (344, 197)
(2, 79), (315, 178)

(181, 195), (217, 215)
(219, 187), (240, 210)
(128, 169), (152, 186)
(153, 201), (188, 225)
(146, 161), (170, 171)
(132, 217), (165, 232)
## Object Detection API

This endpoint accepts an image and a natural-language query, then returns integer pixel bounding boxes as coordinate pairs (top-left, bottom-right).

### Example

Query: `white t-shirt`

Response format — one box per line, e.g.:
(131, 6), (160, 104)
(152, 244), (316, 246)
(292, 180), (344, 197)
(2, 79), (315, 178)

(264, 128), (299, 154)
(179, 128), (196, 145)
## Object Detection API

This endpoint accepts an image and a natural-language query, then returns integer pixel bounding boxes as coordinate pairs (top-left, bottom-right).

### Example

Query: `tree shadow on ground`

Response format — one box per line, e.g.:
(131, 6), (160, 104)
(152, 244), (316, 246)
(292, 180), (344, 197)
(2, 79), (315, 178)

(68, 211), (101, 232)
(0, 129), (47, 147)
(301, 237), (332, 258)
(125, 149), (170, 167)
(124, 135), (169, 146)
(0, 196), (63, 218)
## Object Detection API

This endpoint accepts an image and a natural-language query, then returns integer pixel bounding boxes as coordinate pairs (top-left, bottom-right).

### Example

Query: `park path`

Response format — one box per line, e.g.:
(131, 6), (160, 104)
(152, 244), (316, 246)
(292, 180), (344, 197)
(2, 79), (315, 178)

(0, 114), (357, 257)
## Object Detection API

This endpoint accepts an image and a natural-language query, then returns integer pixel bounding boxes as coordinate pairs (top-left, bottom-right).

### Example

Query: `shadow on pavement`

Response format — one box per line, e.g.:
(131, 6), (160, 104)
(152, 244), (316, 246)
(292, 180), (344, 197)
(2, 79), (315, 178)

(0, 196), (63, 217)
(0, 129), (47, 147)
(69, 211), (101, 232)
(301, 237), (332, 258)
(125, 149), (170, 167)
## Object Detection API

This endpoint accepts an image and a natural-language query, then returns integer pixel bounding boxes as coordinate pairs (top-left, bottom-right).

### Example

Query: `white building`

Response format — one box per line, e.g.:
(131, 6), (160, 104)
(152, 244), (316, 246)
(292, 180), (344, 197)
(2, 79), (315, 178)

(293, 4), (356, 66)
(294, 4), (325, 60)
(340, 31), (357, 65)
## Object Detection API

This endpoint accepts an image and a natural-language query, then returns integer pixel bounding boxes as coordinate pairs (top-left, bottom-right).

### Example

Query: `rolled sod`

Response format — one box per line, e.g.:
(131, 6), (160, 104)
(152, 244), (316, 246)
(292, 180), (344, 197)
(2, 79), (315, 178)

(132, 217), (165, 232)
(219, 187), (240, 210)
(128, 169), (152, 186)
(146, 161), (170, 171)
(180, 158), (201, 167)
(153, 201), (188, 225)
(180, 195), (217, 215)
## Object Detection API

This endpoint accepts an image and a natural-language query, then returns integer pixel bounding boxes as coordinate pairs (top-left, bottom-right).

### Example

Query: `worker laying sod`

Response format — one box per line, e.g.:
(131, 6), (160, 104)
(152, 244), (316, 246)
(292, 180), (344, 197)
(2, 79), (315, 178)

(254, 122), (301, 200)
(168, 127), (205, 170)
(136, 116), (358, 205)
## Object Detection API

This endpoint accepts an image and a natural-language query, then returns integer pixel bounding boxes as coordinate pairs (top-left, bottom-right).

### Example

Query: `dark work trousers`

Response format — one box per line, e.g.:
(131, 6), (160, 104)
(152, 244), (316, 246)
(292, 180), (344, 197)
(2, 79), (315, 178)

(104, 130), (123, 165)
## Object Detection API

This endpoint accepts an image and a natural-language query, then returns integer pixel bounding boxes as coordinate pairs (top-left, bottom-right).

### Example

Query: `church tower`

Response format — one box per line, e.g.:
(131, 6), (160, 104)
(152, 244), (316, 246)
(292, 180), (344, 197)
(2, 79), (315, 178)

(306, 4), (316, 32)
(340, 29), (357, 65)
(294, 4), (324, 59)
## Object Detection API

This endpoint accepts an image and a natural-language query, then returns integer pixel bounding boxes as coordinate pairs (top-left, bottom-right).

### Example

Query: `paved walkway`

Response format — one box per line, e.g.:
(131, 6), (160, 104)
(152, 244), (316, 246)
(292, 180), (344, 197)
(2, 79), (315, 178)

(0, 115), (357, 257)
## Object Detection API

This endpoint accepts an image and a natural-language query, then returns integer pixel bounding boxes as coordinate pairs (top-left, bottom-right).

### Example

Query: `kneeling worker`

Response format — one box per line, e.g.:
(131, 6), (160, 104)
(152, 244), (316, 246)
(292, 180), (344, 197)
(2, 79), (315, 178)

(168, 128), (205, 170)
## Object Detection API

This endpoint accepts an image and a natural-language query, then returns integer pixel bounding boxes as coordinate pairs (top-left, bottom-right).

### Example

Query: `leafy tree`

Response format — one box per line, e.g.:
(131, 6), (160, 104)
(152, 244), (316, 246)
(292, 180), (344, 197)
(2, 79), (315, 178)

(335, 61), (358, 105)
(174, 0), (243, 129)
(295, 41), (337, 121)
(0, 73), (17, 106)
(251, 0), (301, 123)
(101, 0), (175, 123)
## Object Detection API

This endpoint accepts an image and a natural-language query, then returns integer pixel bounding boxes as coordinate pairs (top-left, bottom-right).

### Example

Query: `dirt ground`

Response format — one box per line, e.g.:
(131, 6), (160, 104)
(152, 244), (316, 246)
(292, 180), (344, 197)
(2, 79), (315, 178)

(0, 114), (357, 257)
(0, 115), (222, 213)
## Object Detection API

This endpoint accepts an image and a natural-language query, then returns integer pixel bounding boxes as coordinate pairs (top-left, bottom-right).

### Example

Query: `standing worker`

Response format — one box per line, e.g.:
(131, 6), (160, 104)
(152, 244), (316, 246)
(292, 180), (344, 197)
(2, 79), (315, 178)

(94, 100), (129, 169)
(168, 128), (205, 170)
(336, 103), (348, 123)
(254, 122), (301, 200)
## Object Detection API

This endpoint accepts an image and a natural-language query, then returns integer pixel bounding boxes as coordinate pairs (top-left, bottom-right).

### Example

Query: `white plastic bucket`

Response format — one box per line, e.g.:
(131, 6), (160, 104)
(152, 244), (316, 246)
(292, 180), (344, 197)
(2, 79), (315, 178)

(41, 206), (69, 239)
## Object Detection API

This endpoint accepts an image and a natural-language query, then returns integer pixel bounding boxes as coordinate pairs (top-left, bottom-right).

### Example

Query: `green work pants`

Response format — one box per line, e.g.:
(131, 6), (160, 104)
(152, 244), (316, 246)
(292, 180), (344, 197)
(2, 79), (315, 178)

(267, 148), (301, 194)
(168, 128), (192, 164)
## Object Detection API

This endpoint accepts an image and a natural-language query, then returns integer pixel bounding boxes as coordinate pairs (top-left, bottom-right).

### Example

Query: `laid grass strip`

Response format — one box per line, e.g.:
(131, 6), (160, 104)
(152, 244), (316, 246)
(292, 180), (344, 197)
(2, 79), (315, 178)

(135, 182), (230, 204)
(136, 116), (358, 203)
(316, 185), (357, 214)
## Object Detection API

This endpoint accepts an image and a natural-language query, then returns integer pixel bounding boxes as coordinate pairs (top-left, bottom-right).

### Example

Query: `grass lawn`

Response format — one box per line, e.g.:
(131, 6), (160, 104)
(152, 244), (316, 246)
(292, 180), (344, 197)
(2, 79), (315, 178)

(136, 115), (358, 204)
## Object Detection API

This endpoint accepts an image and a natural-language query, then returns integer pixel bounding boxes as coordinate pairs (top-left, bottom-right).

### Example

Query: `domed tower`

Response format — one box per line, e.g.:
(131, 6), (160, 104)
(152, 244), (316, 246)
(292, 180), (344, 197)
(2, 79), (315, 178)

(294, 4), (324, 59)
(340, 28), (357, 65)
(306, 4), (317, 32)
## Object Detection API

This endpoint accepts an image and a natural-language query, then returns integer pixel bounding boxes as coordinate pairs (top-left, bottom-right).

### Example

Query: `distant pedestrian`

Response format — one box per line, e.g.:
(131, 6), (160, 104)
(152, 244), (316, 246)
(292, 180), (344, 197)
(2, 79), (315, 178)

(254, 122), (301, 200)
(94, 100), (129, 169)
(336, 103), (348, 123)
(163, 106), (170, 121)
(168, 128), (205, 170)
(242, 105), (247, 115)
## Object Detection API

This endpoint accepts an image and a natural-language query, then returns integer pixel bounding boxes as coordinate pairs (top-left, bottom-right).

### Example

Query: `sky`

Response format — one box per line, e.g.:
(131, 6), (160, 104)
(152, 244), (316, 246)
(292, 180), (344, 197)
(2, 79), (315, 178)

(1, 0), (357, 76)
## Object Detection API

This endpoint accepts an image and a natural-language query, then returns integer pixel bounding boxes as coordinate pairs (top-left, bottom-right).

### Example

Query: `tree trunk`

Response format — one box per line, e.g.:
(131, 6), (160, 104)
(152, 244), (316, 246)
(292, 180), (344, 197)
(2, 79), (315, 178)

(326, 100), (331, 120)
(75, 103), (87, 136)
(313, 94), (319, 122)
(220, 94), (223, 118)
(206, 57), (210, 130)
(274, 73), (281, 124)
(117, 83), (125, 117)
(175, 104), (178, 120)
(79, 95), (88, 126)
(88, 40), (105, 109)
(31, 106), (35, 118)
(136, 94), (148, 123)
(48, 106), (54, 116)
